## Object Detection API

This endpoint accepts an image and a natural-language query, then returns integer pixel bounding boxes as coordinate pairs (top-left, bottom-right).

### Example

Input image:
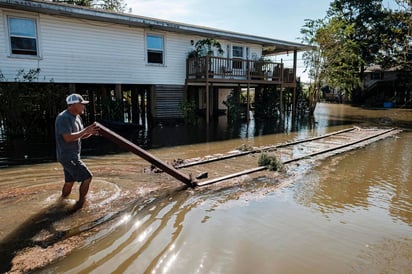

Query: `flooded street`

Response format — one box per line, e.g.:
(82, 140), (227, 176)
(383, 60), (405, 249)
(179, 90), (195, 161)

(1, 103), (412, 273)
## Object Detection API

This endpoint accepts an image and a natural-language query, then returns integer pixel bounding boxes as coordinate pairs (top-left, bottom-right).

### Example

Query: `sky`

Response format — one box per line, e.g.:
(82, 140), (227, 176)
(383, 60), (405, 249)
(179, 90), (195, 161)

(126, 0), (332, 42)
(124, 0), (399, 82)
(124, 0), (334, 82)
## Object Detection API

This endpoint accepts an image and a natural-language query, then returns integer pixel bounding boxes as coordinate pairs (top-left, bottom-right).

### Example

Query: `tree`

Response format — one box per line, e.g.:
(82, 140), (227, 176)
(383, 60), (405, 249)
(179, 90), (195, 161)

(95, 0), (127, 12)
(319, 17), (364, 100)
(188, 38), (224, 58)
(52, 0), (93, 7)
(0, 69), (68, 137)
(301, 0), (410, 104)
(394, 0), (412, 106)
(300, 18), (326, 113)
(52, 0), (127, 12)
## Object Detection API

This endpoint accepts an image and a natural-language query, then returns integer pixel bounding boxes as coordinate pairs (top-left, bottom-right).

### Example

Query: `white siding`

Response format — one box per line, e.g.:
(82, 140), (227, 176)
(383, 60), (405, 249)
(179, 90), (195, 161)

(0, 9), (4, 66)
(0, 8), (263, 85)
(39, 15), (146, 83)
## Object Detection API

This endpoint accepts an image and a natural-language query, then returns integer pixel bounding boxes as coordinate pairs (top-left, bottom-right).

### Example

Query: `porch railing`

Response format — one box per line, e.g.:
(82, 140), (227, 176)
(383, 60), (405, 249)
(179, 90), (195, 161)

(186, 56), (295, 83)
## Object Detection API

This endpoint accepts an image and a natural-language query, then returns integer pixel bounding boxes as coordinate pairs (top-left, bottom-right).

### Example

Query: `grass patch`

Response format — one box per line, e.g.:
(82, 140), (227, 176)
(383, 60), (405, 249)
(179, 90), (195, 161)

(258, 153), (285, 172)
(237, 144), (254, 151)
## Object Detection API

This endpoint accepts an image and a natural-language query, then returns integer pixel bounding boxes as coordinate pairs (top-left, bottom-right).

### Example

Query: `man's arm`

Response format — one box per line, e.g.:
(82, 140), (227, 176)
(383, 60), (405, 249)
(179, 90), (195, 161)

(62, 123), (100, 143)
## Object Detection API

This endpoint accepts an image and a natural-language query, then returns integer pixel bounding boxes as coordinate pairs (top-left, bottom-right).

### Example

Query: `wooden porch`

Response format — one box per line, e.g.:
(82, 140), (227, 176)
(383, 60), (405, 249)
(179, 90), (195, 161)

(184, 53), (300, 124)
(186, 56), (296, 88)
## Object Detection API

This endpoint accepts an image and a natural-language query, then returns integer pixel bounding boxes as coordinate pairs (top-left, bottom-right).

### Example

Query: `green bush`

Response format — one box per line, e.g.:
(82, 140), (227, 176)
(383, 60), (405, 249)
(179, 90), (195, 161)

(258, 153), (284, 172)
(179, 99), (197, 125)
(0, 68), (68, 138)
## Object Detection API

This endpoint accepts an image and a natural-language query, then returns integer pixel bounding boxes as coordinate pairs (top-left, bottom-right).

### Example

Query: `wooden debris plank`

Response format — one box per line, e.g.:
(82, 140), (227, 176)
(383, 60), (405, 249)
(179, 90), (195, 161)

(196, 127), (401, 187)
(177, 127), (358, 169)
(274, 127), (357, 148)
(196, 166), (267, 187)
(96, 122), (195, 187)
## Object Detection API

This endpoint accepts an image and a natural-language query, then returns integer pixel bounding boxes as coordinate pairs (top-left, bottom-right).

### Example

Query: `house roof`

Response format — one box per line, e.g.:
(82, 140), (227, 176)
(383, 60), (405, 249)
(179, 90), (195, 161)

(0, 0), (313, 55)
(364, 65), (401, 72)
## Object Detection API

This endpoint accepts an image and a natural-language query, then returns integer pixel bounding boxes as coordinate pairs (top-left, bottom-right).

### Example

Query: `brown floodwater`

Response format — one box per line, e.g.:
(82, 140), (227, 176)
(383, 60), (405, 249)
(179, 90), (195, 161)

(1, 103), (412, 273)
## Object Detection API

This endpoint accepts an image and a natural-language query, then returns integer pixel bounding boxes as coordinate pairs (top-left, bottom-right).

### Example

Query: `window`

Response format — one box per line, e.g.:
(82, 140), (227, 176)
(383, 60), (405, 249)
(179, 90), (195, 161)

(147, 34), (164, 64)
(232, 46), (243, 58)
(371, 71), (383, 80)
(232, 45), (244, 69)
(8, 17), (38, 56)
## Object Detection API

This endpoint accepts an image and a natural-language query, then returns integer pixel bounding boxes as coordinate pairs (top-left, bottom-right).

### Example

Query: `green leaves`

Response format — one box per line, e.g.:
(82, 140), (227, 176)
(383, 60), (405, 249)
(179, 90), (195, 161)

(258, 153), (284, 172)
(52, 0), (127, 12)
(300, 0), (410, 102)
(190, 38), (224, 57)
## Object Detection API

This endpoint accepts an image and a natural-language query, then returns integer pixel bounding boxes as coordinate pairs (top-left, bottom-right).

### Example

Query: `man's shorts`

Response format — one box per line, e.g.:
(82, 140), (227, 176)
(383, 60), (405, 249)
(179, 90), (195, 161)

(60, 159), (93, 183)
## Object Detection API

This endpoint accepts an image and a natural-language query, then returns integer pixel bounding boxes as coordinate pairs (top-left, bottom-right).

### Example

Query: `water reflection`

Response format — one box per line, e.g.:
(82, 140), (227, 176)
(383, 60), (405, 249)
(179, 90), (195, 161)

(2, 103), (412, 273)
(355, 237), (412, 273)
(0, 104), (348, 167)
(7, 137), (412, 274)
(2, 103), (412, 168)
(39, 178), (286, 274)
(293, 131), (412, 224)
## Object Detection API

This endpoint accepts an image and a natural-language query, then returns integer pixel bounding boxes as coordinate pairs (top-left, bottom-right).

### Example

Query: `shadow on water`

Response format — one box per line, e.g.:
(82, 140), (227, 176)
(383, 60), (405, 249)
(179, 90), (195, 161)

(3, 104), (411, 167)
(0, 200), (82, 273)
(0, 184), (189, 273)
(2, 116), (298, 167)
(0, 197), (140, 273)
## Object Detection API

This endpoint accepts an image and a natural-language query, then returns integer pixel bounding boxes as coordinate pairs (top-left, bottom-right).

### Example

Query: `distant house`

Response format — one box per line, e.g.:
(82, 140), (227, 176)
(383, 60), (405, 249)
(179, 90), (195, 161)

(362, 65), (402, 107)
(0, 0), (310, 125)
(364, 65), (399, 88)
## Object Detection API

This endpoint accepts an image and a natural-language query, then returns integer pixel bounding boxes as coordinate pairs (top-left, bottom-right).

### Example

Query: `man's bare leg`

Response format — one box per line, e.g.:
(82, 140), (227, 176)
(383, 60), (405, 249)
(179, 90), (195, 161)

(62, 182), (74, 198)
(76, 177), (92, 207)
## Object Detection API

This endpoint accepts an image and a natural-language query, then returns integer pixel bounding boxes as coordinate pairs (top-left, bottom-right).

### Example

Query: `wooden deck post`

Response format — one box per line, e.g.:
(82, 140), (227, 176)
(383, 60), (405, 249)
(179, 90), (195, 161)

(206, 84), (210, 125)
(292, 49), (297, 118)
(96, 122), (195, 187)
(280, 60), (284, 123)
(246, 83), (250, 121)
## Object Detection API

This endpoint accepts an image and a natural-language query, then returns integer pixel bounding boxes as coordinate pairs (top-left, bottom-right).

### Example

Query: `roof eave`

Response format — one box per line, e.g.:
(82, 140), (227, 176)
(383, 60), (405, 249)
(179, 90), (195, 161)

(0, 0), (311, 53)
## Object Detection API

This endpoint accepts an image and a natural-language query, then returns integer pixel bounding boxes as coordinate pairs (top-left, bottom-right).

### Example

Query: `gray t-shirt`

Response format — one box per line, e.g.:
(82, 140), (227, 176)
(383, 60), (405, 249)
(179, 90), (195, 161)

(55, 109), (84, 162)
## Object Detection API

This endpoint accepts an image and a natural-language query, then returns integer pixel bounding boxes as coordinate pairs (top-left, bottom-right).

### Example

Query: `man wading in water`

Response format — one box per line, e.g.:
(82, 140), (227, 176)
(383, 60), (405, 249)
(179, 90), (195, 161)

(55, 93), (99, 208)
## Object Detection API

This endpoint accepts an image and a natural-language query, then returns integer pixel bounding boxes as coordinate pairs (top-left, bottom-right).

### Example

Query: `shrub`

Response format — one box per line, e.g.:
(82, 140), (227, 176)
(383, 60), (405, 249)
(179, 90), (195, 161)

(258, 153), (284, 172)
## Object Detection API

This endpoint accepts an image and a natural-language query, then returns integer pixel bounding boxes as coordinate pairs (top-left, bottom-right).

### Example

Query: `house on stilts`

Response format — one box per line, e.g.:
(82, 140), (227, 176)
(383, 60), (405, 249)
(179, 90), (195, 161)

(0, 0), (311, 127)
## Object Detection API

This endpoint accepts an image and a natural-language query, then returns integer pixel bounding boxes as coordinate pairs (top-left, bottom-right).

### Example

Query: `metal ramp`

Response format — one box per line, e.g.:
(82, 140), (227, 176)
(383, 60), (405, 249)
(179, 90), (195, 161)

(97, 123), (401, 188)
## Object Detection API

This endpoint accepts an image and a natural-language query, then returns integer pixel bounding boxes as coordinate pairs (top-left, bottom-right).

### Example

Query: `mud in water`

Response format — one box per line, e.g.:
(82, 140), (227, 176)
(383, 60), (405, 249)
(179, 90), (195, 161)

(0, 151), (299, 273)
(1, 103), (412, 273)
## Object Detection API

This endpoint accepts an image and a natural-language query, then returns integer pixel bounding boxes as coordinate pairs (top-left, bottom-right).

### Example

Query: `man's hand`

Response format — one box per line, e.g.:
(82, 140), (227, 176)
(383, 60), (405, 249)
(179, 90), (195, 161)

(62, 122), (100, 143)
(82, 122), (100, 138)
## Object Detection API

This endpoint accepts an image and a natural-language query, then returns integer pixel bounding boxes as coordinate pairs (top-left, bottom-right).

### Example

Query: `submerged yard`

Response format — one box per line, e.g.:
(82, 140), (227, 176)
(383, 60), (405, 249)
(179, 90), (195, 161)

(0, 103), (412, 273)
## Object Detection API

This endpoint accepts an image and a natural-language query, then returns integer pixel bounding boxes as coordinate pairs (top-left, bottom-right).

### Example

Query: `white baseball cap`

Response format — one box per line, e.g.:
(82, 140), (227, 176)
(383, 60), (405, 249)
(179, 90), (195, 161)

(66, 93), (89, 105)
